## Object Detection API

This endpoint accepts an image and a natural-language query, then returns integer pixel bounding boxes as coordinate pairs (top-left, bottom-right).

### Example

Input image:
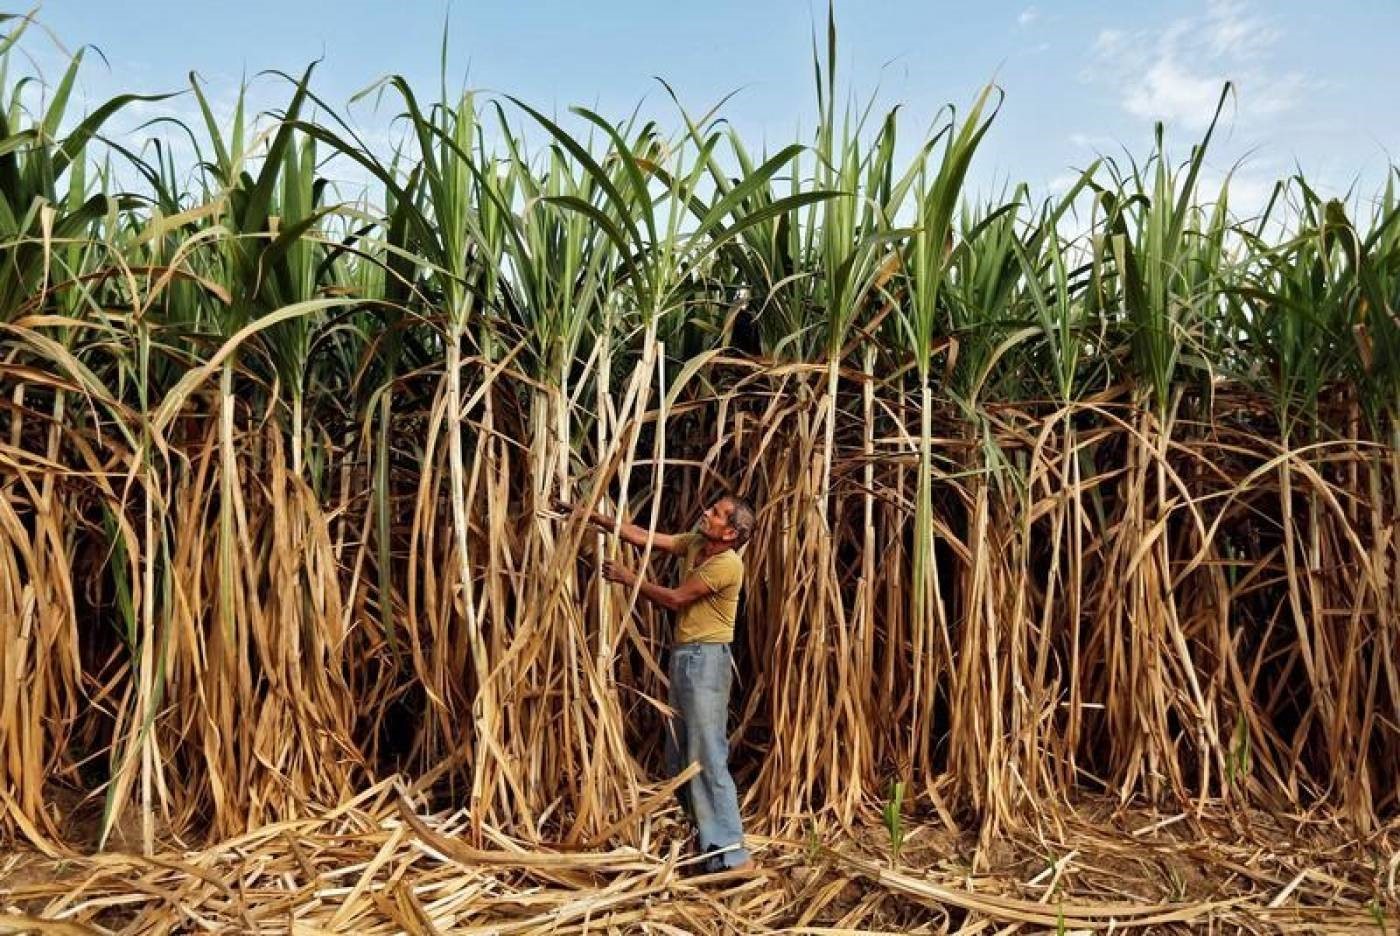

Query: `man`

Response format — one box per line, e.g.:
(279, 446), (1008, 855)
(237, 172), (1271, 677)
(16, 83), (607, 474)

(554, 493), (756, 874)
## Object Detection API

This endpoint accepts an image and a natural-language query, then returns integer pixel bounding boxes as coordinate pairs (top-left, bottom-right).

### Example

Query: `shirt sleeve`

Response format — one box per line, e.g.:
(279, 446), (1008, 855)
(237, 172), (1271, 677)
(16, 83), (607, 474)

(670, 532), (701, 556)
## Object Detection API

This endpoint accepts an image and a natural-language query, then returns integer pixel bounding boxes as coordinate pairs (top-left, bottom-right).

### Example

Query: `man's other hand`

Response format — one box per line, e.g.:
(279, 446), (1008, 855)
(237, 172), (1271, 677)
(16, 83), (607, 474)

(600, 559), (635, 587)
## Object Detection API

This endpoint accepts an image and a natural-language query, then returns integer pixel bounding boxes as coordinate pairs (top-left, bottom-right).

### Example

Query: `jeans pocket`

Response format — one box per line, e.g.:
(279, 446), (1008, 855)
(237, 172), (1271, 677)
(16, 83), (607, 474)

(704, 646), (732, 693)
(676, 647), (701, 686)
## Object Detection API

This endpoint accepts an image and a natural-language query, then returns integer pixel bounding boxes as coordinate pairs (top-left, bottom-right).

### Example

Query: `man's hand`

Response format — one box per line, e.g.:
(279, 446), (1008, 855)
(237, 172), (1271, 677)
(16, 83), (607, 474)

(551, 496), (615, 532)
(600, 562), (715, 613)
(552, 497), (678, 553)
(600, 559), (636, 587)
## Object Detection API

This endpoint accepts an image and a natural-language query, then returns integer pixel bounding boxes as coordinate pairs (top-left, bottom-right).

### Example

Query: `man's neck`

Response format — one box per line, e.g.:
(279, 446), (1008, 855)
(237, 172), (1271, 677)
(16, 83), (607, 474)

(698, 537), (732, 560)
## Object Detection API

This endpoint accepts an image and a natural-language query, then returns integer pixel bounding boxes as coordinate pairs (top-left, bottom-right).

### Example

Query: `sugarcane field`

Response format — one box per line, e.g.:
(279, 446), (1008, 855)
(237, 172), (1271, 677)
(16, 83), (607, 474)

(0, 2), (1397, 933)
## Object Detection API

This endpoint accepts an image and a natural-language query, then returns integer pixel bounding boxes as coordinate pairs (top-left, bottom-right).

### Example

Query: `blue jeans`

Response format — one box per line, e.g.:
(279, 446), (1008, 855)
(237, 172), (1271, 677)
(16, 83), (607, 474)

(666, 642), (750, 871)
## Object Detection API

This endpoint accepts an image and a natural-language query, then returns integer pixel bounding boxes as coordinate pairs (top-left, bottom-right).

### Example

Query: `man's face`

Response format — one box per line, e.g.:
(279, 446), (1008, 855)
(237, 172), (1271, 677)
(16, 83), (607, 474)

(696, 498), (736, 543)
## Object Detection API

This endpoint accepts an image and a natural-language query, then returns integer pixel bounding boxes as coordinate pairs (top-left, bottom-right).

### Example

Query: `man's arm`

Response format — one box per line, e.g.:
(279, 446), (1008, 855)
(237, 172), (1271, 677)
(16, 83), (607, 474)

(601, 560), (714, 612)
(553, 498), (682, 554)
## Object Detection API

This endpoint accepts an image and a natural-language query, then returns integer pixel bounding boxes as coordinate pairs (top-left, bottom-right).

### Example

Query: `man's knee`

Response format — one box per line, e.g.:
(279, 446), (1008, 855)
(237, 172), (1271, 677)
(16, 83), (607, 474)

(689, 729), (733, 779)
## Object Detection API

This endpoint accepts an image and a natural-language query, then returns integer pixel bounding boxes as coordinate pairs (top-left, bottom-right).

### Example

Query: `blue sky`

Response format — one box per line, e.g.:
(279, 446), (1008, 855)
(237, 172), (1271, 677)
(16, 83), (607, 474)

(25, 1), (1400, 213)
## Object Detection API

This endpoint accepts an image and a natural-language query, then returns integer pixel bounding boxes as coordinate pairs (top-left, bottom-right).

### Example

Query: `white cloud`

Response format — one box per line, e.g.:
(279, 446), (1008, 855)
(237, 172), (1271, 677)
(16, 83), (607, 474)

(1068, 131), (1117, 150)
(1205, 0), (1276, 60)
(1094, 29), (1126, 54)
(1086, 0), (1305, 132)
(1018, 6), (1038, 28)
(1121, 45), (1225, 127)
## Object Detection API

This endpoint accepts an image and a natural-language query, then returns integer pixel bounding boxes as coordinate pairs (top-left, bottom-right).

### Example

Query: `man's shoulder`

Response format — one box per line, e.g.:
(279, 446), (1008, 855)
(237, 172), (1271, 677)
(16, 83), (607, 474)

(703, 548), (744, 581)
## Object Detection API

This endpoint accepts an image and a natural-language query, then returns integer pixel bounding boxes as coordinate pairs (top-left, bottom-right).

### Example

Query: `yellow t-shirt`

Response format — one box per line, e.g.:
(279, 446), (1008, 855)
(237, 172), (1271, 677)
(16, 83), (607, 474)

(673, 533), (744, 644)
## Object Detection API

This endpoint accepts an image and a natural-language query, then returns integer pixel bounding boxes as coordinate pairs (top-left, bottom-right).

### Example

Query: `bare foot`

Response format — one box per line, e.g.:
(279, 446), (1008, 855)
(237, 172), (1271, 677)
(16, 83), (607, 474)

(719, 858), (761, 876)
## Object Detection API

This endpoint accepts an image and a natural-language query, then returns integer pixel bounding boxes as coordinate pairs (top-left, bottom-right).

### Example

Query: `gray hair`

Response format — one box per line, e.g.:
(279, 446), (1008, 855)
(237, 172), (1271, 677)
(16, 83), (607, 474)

(722, 495), (756, 548)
